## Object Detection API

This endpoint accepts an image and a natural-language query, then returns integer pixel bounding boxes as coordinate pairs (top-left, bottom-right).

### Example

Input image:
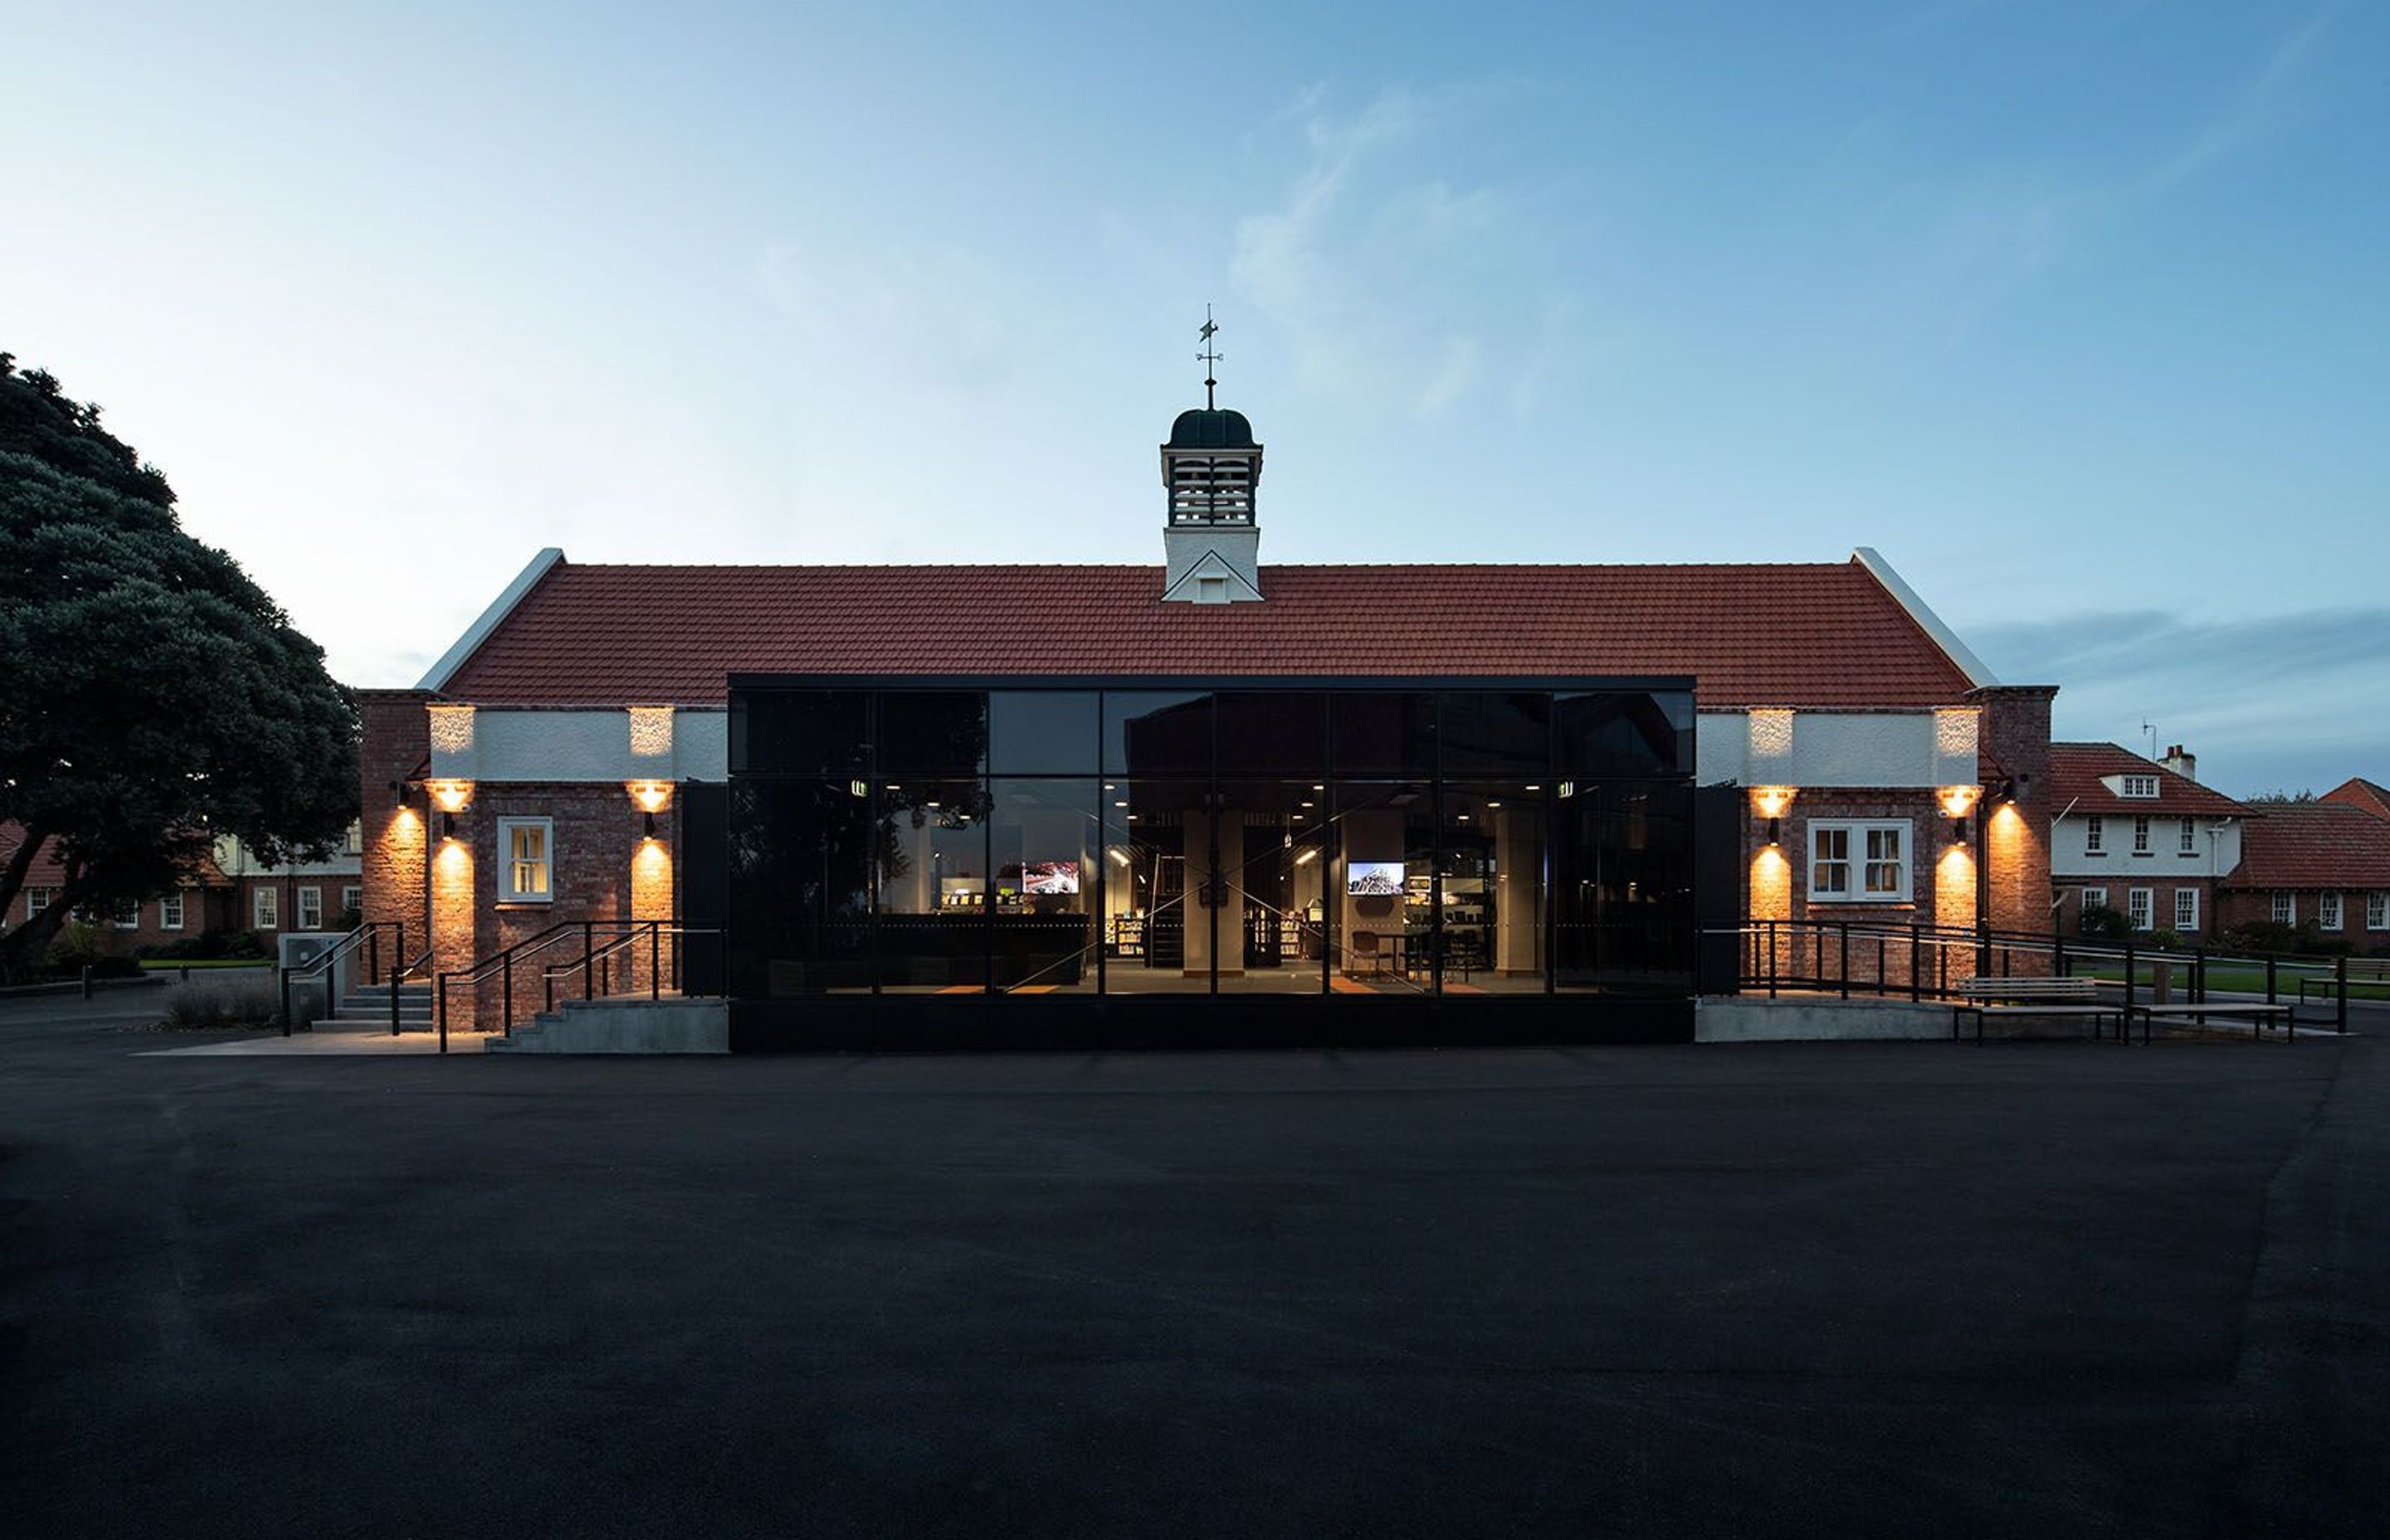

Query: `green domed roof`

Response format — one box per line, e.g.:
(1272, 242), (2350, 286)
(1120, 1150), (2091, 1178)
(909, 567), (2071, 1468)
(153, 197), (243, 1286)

(1167, 408), (1257, 449)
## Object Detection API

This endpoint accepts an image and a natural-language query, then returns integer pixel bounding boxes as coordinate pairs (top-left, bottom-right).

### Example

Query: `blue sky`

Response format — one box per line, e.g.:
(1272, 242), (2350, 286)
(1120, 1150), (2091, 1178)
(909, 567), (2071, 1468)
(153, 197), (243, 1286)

(7, 1), (2383, 795)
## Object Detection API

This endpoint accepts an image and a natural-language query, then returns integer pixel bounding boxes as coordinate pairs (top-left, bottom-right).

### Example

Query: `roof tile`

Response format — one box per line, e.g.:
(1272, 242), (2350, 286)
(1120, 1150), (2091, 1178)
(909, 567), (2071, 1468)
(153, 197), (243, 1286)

(441, 559), (1982, 709)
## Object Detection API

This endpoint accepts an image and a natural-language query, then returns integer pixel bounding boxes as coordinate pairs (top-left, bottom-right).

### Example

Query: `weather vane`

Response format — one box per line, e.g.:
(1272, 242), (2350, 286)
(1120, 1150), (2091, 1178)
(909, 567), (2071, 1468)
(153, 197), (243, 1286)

(1197, 305), (1222, 409)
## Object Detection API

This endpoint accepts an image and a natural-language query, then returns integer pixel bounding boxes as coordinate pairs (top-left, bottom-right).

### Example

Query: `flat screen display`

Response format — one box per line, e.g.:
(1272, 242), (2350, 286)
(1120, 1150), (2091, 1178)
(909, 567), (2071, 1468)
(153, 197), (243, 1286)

(1346, 860), (1406, 897)
(1022, 860), (1080, 896)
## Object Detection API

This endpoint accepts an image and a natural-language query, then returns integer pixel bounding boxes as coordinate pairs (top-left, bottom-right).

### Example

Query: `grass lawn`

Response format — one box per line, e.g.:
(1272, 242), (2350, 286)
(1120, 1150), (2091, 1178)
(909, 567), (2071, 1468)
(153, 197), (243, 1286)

(2069, 961), (2390, 1001)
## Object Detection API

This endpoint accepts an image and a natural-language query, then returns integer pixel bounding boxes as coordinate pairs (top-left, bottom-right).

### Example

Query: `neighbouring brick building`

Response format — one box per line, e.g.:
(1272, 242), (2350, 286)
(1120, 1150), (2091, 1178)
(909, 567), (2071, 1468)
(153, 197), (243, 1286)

(2048, 743), (2247, 938)
(1, 821), (364, 956)
(2220, 799), (2390, 948)
(361, 392), (2056, 1046)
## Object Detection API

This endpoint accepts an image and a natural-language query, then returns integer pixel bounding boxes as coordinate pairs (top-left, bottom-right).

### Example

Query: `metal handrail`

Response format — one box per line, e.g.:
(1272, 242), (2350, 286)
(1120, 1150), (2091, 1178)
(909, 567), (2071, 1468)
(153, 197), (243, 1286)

(436, 920), (724, 1053)
(278, 920), (409, 1037)
(1710, 919), (2352, 1035)
(543, 919), (680, 1010)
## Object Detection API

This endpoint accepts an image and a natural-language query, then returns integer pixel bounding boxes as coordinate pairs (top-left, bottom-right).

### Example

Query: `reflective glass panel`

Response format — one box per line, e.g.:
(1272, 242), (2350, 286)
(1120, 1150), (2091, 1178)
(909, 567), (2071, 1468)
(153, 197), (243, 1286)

(989, 779), (1100, 993)
(1100, 781), (1212, 992)
(1216, 780), (1331, 996)
(1553, 781), (1695, 992)
(989, 692), (1100, 774)
(1555, 691), (1690, 778)
(1330, 693), (1436, 775)
(1329, 781), (1436, 994)
(877, 692), (988, 774)
(1214, 692), (1327, 775)
(725, 780), (873, 996)
(1438, 785), (1545, 995)
(876, 778), (990, 992)
(732, 691), (870, 777)
(1439, 694), (1550, 777)
(1104, 692), (1212, 776)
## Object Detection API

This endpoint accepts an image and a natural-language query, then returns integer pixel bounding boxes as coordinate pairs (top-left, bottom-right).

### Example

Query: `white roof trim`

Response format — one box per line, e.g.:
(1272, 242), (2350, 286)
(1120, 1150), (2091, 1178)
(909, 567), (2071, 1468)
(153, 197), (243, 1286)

(1851, 547), (1997, 690)
(1160, 548), (1265, 603)
(415, 548), (565, 693)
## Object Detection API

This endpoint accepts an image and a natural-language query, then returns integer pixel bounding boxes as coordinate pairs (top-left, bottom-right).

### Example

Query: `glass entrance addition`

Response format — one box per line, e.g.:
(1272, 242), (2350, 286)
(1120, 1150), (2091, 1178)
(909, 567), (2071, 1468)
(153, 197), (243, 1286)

(724, 679), (1696, 1026)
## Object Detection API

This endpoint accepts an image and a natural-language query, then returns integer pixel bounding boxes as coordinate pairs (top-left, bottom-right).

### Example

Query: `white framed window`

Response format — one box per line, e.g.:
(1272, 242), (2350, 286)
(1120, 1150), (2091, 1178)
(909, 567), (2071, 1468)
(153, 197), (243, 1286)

(110, 898), (139, 929)
(2179, 817), (2197, 854)
(2080, 886), (2109, 914)
(2132, 816), (2152, 854)
(297, 886), (323, 930)
(2319, 893), (2343, 931)
(2271, 893), (2295, 925)
(253, 886), (279, 929)
(2128, 888), (2153, 930)
(26, 886), (56, 920)
(2122, 775), (2158, 798)
(342, 885), (362, 919)
(2174, 889), (2199, 932)
(2368, 893), (2387, 930)
(1808, 820), (1910, 903)
(497, 817), (554, 904)
(160, 894), (185, 930)
(2085, 816), (2105, 854)
(344, 819), (364, 855)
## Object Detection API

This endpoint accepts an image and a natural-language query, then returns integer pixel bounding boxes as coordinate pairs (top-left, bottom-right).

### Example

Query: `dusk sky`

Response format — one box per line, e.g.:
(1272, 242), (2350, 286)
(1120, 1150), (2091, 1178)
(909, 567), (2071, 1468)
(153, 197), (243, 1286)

(8, 2), (2383, 796)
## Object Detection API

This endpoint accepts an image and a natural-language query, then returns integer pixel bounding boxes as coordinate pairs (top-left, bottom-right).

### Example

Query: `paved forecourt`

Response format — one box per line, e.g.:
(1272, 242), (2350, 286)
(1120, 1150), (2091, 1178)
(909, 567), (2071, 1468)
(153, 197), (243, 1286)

(2, 994), (2384, 1538)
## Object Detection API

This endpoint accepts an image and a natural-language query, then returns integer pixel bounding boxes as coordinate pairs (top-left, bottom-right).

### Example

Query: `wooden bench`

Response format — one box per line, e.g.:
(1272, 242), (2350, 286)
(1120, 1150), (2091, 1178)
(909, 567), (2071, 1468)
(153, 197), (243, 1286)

(1951, 977), (2128, 1043)
(2128, 1001), (2298, 1044)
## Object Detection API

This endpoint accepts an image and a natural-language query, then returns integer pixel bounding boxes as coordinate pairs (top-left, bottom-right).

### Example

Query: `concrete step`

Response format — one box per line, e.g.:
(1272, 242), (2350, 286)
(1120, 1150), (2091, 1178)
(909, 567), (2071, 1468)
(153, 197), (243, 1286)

(483, 997), (724, 1055)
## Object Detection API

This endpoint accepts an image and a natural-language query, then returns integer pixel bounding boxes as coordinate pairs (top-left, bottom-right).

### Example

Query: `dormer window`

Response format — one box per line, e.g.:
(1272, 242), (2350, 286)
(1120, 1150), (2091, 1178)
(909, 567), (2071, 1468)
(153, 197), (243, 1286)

(2121, 775), (2158, 798)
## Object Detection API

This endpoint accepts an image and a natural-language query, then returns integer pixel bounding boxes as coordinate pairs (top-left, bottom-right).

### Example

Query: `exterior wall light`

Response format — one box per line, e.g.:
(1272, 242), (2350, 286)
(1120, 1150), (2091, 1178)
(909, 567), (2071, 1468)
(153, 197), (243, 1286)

(1940, 785), (1982, 844)
(426, 779), (472, 840)
(1751, 786), (1796, 846)
(627, 780), (674, 837)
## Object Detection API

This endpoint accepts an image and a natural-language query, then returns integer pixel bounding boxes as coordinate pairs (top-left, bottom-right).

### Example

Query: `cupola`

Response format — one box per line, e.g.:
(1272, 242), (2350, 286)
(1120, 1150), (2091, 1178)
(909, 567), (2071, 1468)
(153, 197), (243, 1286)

(1161, 311), (1264, 604)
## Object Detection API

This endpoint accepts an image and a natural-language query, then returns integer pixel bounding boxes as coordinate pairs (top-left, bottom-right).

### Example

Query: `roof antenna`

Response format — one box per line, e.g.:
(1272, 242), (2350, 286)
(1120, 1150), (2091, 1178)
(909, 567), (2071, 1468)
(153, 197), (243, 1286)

(1197, 305), (1222, 411)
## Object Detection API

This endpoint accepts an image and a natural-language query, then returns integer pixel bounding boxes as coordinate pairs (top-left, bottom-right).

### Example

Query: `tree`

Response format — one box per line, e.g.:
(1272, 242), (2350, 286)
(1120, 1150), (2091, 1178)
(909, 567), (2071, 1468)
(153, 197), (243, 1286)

(0, 355), (358, 979)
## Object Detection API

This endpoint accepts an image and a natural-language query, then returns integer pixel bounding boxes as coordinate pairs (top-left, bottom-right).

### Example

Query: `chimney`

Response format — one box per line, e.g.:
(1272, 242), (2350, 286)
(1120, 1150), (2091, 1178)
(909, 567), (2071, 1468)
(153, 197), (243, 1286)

(2161, 744), (2197, 783)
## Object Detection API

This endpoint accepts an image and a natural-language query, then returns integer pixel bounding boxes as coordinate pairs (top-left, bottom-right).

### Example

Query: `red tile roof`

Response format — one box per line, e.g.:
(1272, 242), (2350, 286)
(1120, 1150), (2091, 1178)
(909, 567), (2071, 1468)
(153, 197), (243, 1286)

(2227, 803), (2390, 890)
(2322, 777), (2390, 822)
(2047, 743), (2248, 818)
(437, 559), (1982, 709)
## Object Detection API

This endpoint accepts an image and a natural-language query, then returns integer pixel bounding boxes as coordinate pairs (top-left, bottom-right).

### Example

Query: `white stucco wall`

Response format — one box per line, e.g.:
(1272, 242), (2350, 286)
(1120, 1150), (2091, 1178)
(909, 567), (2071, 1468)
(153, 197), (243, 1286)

(2050, 814), (2241, 879)
(430, 709), (729, 784)
(1695, 709), (1978, 790)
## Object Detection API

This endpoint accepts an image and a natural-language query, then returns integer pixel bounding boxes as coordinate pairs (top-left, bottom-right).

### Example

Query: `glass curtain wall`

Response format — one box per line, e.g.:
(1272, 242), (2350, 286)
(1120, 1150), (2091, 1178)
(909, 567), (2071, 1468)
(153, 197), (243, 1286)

(728, 682), (1695, 1000)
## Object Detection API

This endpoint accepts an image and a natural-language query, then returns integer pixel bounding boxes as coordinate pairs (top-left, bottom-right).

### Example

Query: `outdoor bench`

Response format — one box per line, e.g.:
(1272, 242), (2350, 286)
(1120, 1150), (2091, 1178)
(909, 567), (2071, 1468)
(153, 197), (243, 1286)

(2127, 1001), (2298, 1044)
(1950, 976), (2127, 1043)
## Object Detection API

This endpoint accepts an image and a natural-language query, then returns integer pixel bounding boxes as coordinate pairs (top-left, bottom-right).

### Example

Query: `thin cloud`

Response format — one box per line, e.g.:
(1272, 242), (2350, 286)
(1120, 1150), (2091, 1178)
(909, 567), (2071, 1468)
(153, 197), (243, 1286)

(1973, 605), (2390, 780)
(1229, 83), (1580, 417)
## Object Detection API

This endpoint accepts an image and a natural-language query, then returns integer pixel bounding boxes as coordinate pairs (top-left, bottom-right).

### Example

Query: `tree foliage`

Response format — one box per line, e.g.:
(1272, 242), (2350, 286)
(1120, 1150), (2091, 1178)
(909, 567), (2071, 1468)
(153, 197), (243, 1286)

(0, 355), (358, 977)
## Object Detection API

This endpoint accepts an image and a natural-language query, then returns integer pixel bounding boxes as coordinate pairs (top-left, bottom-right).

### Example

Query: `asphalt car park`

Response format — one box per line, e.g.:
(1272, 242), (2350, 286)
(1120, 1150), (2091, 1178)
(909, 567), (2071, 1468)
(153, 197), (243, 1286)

(3, 992), (2384, 1538)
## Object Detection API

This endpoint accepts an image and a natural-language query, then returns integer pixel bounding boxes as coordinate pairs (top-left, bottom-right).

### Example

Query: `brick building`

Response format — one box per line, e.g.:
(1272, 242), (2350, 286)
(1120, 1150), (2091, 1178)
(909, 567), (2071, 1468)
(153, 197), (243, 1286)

(2048, 743), (2246, 938)
(361, 396), (2054, 1045)
(1, 821), (363, 955)
(2219, 800), (2390, 948)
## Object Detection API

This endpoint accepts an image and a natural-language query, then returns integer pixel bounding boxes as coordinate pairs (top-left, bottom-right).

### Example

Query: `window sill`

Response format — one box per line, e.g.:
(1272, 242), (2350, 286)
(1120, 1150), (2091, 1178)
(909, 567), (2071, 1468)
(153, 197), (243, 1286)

(495, 900), (554, 910)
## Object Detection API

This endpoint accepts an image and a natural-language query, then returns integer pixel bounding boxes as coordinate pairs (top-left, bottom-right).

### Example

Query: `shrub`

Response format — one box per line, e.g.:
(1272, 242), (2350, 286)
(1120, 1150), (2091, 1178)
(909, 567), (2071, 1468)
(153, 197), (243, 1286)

(162, 985), (283, 1030)
(39, 920), (139, 978)
(2080, 904), (2129, 941)
(140, 926), (268, 962)
(2222, 919), (2298, 956)
(2144, 928), (2185, 952)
